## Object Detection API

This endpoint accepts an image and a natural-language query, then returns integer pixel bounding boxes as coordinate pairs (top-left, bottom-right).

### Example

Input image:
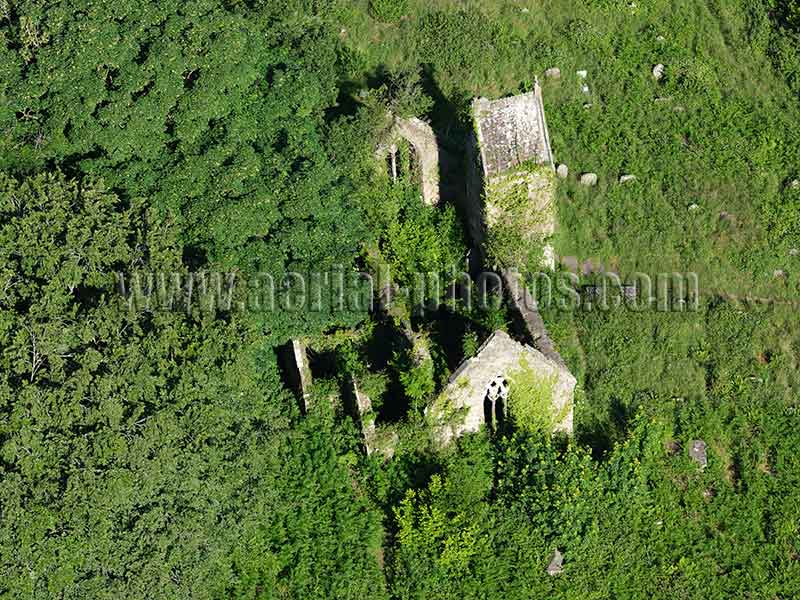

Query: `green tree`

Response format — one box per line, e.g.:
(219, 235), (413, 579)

(0, 171), (387, 598)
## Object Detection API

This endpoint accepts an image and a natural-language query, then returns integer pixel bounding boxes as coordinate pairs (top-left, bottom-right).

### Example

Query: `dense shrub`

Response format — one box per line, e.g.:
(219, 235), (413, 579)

(370, 0), (409, 22)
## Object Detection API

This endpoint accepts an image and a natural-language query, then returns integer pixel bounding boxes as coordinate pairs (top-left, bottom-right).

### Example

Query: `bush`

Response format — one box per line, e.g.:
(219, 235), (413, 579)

(369, 0), (408, 22)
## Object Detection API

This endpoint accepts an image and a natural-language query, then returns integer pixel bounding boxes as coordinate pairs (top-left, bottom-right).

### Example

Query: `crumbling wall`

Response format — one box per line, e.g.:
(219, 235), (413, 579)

(292, 339), (313, 411)
(472, 85), (554, 179)
(430, 331), (574, 445)
(502, 269), (566, 368)
(353, 378), (398, 459)
(468, 83), (558, 272)
(377, 116), (440, 206)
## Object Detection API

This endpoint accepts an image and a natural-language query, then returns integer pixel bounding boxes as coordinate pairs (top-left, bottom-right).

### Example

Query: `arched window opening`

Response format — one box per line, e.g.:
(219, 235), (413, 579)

(483, 375), (509, 432)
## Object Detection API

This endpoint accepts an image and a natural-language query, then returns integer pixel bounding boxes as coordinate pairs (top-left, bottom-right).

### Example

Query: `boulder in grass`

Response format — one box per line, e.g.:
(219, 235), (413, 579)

(653, 64), (665, 80)
(580, 172), (598, 187)
(557, 164), (569, 179)
(545, 67), (561, 79)
(689, 439), (707, 469)
(547, 549), (564, 576)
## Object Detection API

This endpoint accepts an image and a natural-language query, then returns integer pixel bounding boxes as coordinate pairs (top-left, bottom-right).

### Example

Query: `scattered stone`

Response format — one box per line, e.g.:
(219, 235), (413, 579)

(561, 255), (579, 273)
(689, 439), (708, 468)
(688, 203), (700, 212)
(790, 248), (799, 257)
(580, 172), (598, 187)
(791, 179), (800, 190)
(521, 7), (529, 13)
(703, 487), (716, 500)
(654, 96), (673, 103)
(581, 258), (603, 276)
(556, 164), (569, 179)
(542, 244), (556, 270)
(673, 105), (686, 113)
(583, 102), (593, 109)
(774, 269), (787, 279)
(619, 174), (637, 184)
(547, 549), (564, 576)
(576, 70), (588, 79)
(656, 35), (666, 42)
(544, 67), (561, 79)
(665, 439), (681, 456)
(653, 64), (665, 80)
(621, 284), (638, 300)
(757, 453), (774, 476)
(581, 84), (591, 95)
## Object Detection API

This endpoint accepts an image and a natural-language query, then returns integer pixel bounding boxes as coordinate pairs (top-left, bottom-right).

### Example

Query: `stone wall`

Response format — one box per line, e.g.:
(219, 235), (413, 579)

(472, 84), (554, 178)
(467, 83), (558, 272)
(430, 331), (575, 445)
(502, 269), (567, 369)
(377, 115), (440, 206)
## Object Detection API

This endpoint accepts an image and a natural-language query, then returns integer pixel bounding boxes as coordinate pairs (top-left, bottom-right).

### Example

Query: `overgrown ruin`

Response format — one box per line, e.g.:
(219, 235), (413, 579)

(429, 331), (575, 445)
(282, 83), (575, 453)
(434, 82), (576, 439)
(377, 114), (440, 206)
(465, 82), (557, 270)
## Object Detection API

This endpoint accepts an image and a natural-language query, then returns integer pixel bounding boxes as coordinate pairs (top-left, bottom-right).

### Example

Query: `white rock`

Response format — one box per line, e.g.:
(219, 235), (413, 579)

(576, 70), (588, 79)
(521, 7), (529, 13)
(791, 179), (800, 190)
(547, 549), (564, 576)
(689, 440), (708, 468)
(542, 244), (556, 270)
(653, 64), (665, 80)
(790, 248), (799, 257)
(556, 164), (569, 179)
(656, 35), (666, 42)
(774, 269), (787, 279)
(581, 84), (590, 94)
(580, 173), (598, 187)
(688, 203), (700, 212)
(544, 67), (561, 79)
(619, 174), (637, 184)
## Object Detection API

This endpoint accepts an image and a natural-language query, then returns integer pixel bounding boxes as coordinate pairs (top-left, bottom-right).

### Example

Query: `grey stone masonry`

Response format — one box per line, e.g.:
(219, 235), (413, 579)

(292, 339), (313, 411)
(473, 83), (555, 177)
(430, 331), (575, 445)
(502, 269), (566, 368)
(377, 115), (440, 206)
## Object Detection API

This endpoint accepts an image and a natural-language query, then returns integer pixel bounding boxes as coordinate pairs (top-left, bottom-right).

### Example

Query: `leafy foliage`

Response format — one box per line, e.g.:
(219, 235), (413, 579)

(0, 171), (387, 598)
(3, 0), (800, 598)
(369, 0), (410, 23)
(0, 0), (371, 342)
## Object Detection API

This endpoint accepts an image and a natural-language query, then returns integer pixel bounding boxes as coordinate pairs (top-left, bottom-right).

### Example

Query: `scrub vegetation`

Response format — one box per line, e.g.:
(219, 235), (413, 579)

(1, 0), (799, 598)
